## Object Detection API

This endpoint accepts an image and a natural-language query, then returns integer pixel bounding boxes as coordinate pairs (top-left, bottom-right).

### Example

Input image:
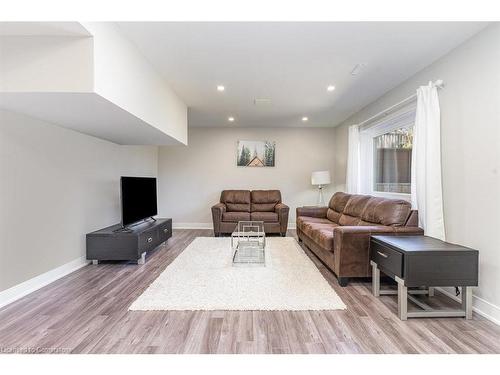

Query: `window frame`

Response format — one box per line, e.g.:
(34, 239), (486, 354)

(359, 106), (416, 201)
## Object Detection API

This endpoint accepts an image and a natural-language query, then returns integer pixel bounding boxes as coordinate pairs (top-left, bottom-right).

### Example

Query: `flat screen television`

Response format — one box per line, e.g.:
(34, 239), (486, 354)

(120, 176), (157, 227)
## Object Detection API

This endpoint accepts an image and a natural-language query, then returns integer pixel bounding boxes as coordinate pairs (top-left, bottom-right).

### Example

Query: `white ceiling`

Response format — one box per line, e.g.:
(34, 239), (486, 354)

(116, 22), (488, 128)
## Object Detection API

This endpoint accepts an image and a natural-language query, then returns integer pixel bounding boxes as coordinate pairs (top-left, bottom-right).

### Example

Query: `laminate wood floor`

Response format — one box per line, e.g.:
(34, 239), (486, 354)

(1, 229), (499, 354)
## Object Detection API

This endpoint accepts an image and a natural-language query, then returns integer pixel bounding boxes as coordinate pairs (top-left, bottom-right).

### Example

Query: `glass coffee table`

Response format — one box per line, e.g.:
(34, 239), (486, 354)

(231, 221), (266, 266)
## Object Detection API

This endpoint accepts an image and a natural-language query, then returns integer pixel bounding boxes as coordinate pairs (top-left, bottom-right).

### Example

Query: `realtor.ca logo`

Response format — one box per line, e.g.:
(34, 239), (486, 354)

(0, 346), (71, 354)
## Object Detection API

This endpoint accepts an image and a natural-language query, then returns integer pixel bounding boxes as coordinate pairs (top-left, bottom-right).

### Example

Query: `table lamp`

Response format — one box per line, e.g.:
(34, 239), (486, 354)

(311, 170), (331, 206)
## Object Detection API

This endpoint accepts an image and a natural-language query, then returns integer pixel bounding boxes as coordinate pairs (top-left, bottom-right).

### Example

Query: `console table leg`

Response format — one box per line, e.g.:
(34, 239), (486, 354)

(396, 276), (408, 320)
(462, 286), (473, 319)
(137, 252), (146, 265)
(371, 261), (380, 297)
(92, 260), (98, 265)
(428, 287), (435, 297)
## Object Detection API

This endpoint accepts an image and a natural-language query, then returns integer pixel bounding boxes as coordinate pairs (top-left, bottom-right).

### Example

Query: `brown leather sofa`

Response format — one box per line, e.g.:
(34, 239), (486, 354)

(296, 192), (423, 286)
(212, 190), (289, 236)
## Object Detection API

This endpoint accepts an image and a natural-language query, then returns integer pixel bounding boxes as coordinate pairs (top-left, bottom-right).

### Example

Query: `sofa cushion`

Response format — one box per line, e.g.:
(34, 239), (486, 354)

(221, 190), (251, 212)
(251, 190), (281, 212)
(296, 216), (332, 232)
(360, 197), (411, 226)
(302, 222), (338, 251)
(250, 212), (279, 222)
(326, 192), (351, 223)
(339, 194), (371, 226)
(222, 212), (251, 222)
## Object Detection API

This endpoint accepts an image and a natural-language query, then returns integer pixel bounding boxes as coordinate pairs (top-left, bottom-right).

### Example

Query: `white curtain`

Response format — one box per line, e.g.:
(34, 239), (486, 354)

(411, 82), (446, 240)
(346, 124), (360, 194)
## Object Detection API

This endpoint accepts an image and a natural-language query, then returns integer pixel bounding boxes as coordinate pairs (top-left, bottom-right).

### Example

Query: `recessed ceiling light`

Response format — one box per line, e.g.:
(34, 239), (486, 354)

(217, 85), (225, 92)
(302, 117), (308, 122)
(327, 85), (336, 92)
(228, 116), (235, 122)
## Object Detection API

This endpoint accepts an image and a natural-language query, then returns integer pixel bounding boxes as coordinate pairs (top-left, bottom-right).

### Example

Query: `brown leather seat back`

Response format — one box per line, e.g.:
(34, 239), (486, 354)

(405, 210), (419, 227)
(359, 197), (412, 226)
(338, 195), (371, 226)
(251, 190), (281, 212)
(221, 190), (251, 212)
(326, 192), (351, 223)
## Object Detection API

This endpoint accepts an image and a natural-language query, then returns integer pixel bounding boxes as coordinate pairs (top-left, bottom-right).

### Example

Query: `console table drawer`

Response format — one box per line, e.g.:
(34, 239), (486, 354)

(371, 241), (403, 277)
(158, 221), (172, 242)
(138, 230), (158, 251)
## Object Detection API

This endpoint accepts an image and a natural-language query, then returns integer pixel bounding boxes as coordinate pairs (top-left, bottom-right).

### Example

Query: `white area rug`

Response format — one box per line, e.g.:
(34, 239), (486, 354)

(129, 237), (346, 311)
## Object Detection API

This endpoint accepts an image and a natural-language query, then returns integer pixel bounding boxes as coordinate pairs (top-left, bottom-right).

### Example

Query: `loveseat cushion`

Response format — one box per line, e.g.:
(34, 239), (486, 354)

(222, 212), (250, 222)
(326, 192), (351, 223)
(251, 190), (281, 212)
(250, 212), (279, 222)
(360, 197), (411, 226)
(221, 190), (251, 212)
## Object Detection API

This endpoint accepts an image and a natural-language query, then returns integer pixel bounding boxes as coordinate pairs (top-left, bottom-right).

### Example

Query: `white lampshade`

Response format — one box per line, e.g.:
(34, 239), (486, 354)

(311, 170), (331, 186)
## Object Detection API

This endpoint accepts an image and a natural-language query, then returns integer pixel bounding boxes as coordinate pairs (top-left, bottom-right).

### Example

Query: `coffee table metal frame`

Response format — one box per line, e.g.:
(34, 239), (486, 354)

(231, 221), (266, 266)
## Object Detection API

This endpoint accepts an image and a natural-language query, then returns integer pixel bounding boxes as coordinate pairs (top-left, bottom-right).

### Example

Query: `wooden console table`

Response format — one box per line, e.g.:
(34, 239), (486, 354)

(370, 235), (478, 320)
(86, 218), (172, 264)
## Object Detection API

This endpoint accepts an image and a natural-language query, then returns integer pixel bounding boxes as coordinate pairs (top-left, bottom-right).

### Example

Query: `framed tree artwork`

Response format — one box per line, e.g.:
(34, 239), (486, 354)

(237, 140), (276, 167)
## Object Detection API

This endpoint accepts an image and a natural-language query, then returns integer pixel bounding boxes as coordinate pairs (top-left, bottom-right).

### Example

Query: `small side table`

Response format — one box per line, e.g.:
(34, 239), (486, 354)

(370, 235), (478, 320)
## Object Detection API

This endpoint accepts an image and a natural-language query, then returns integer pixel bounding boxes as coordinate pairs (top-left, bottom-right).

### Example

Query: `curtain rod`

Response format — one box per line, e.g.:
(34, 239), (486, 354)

(358, 79), (444, 130)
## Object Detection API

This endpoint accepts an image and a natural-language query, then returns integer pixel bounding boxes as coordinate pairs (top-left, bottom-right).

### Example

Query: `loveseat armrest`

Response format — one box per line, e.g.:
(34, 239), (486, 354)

(211, 202), (226, 212)
(275, 203), (290, 236)
(296, 206), (328, 219)
(275, 202), (289, 212)
(211, 203), (226, 236)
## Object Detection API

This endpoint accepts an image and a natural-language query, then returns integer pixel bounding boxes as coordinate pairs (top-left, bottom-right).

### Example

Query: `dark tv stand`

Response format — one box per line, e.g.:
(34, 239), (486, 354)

(86, 218), (172, 264)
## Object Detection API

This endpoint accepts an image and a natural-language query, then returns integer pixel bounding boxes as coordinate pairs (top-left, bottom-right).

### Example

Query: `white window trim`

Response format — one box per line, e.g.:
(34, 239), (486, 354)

(359, 105), (416, 201)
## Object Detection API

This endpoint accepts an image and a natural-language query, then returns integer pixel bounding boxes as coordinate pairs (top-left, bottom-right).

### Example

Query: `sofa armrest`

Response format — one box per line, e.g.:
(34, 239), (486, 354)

(275, 203), (290, 235)
(332, 225), (424, 277)
(296, 206), (328, 219)
(211, 203), (226, 236)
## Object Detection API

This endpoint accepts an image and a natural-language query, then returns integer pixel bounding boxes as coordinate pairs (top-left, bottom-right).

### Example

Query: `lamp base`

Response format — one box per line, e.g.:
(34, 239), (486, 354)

(317, 186), (325, 207)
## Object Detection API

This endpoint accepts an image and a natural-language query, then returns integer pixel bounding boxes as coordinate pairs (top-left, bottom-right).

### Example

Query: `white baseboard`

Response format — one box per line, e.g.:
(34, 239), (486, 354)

(173, 222), (297, 230)
(436, 287), (500, 326)
(0, 256), (90, 310)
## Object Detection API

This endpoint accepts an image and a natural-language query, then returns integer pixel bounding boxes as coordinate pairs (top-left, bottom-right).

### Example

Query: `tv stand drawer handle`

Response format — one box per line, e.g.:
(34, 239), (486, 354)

(163, 228), (169, 233)
(377, 251), (388, 258)
(147, 237), (153, 243)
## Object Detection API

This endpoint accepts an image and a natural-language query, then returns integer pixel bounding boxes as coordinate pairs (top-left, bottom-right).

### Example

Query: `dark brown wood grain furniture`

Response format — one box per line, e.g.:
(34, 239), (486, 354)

(370, 235), (479, 320)
(86, 218), (172, 264)
(296, 192), (423, 286)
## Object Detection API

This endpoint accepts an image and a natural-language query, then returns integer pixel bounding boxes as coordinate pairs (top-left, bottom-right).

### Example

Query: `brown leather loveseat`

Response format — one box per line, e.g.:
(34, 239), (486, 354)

(297, 192), (423, 286)
(212, 190), (289, 236)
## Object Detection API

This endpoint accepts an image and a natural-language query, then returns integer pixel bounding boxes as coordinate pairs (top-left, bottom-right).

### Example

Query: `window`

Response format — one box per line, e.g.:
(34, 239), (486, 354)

(359, 107), (415, 198)
(373, 127), (413, 194)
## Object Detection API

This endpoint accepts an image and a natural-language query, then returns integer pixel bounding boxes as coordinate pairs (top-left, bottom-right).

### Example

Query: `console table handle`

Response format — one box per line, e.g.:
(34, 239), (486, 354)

(377, 251), (388, 258)
(147, 237), (153, 243)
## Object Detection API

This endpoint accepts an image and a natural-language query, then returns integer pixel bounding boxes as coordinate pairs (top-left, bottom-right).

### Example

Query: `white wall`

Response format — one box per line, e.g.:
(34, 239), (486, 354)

(0, 109), (158, 292)
(333, 24), (500, 322)
(158, 127), (337, 226)
(0, 36), (93, 92)
(81, 22), (188, 145)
